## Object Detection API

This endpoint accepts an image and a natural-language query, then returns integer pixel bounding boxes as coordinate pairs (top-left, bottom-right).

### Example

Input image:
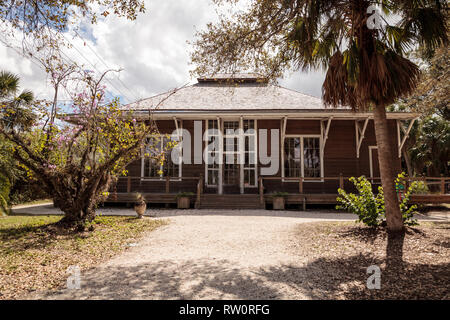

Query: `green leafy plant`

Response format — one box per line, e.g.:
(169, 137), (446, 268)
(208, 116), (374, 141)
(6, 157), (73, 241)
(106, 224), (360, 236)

(337, 173), (419, 227)
(272, 192), (289, 198)
(175, 192), (195, 199)
(0, 174), (10, 215)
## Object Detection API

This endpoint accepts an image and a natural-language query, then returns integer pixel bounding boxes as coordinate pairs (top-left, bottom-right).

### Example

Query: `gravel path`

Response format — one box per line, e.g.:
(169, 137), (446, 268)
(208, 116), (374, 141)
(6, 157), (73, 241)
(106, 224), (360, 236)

(26, 209), (446, 300)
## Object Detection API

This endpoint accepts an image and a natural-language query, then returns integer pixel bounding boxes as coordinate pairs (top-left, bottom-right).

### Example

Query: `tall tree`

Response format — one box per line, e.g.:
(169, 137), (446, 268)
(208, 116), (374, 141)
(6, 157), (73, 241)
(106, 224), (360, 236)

(0, 68), (163, 230)
(0, 70), (34, 214)
(191, 0), (448, 232)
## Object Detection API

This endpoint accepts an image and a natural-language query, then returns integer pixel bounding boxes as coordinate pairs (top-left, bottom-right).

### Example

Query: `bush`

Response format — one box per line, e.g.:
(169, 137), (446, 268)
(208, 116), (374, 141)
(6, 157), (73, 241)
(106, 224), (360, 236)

(272, 191), (289, 198)
(336, 173), (419, 227)
(0, 174), (11, 215)
(175, 192), (195, 199)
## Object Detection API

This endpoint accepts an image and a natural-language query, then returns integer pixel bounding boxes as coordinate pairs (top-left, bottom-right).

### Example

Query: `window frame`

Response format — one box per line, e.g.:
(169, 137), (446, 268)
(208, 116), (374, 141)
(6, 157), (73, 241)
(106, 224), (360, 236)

(283, 134), (323, 182)
(204, 118), (258, 189)
(140, 134), (182, 181)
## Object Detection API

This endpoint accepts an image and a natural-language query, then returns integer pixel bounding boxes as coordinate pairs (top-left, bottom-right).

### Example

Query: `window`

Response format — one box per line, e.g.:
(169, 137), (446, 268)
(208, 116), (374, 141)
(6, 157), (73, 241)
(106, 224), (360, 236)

(284, 137), (321, 178)
(284, 137), (301, 177)
(141, 135), (180, 179)
(205, 119), (258, 188)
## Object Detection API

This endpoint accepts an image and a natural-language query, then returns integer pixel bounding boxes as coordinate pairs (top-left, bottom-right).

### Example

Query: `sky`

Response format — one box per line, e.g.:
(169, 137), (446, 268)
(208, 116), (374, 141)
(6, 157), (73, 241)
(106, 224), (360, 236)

(0, 0), (326, 105)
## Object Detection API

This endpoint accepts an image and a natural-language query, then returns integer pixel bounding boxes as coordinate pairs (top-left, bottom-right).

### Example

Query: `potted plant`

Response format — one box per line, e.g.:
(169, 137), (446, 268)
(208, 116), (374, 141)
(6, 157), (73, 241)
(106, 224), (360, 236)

(176, 192), (194, 209)
(272, 192), (288, 210)
(133, 193), (146, 218)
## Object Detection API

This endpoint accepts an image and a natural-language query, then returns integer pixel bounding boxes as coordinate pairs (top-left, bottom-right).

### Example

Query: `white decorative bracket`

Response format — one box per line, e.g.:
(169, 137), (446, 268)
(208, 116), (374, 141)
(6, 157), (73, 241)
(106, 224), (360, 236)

(320, 117), (333, 156)
(397, 118), (417, 158)
(355, 118), (369, 158)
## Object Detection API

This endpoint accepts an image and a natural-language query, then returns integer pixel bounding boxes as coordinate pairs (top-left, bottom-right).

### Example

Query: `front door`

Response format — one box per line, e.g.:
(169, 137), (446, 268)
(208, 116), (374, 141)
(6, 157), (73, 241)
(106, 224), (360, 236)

(223, 121), (241, 194)
(205, 119), (258, 194)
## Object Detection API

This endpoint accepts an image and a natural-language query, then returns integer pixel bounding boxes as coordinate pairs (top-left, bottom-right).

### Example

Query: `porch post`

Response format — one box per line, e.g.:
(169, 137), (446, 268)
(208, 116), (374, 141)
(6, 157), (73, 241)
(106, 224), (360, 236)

(281, 116), (287, 179)
(217, 117), (223, 195)
(239, 116), (244, 194)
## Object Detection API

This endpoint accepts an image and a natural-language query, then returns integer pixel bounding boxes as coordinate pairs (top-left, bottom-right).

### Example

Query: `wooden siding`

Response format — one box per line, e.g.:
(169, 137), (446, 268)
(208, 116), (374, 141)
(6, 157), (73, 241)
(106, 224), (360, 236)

(118, 118), (402, 195)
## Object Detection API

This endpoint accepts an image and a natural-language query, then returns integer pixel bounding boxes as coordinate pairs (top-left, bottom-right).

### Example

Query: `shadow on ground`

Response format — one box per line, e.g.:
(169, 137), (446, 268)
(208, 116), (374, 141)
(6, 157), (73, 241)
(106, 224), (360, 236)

(35, 248), (449, 300)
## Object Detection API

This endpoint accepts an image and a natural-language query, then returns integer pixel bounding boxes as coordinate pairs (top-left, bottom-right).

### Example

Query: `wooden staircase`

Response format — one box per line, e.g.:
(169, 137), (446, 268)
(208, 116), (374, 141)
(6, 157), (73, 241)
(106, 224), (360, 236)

(197, 194), (263, 209)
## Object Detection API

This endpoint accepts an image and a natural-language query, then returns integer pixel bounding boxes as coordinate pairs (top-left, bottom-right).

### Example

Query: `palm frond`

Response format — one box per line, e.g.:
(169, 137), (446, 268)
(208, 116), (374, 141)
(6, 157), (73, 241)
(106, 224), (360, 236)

(0, 71), (20, 99)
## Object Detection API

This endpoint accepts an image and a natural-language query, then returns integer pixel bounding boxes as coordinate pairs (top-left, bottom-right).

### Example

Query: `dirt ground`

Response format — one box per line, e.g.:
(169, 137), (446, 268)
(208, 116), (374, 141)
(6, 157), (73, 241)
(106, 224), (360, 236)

(23, 209), (449, 300)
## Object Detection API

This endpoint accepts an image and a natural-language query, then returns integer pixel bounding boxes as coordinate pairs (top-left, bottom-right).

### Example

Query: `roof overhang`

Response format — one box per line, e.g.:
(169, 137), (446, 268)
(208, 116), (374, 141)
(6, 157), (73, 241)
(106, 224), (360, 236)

(127, 109), (419, 120)
(62, 110), (419, 123)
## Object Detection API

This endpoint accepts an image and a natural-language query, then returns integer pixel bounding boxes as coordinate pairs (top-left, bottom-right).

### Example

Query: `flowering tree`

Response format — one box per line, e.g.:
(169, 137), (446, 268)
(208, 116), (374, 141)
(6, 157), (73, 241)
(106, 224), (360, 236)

(0, 68), (158, 229)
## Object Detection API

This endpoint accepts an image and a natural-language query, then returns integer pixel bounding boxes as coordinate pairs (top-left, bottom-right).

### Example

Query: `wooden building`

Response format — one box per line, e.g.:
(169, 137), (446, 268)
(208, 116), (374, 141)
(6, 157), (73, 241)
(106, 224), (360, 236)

(108, 73), (426, 209)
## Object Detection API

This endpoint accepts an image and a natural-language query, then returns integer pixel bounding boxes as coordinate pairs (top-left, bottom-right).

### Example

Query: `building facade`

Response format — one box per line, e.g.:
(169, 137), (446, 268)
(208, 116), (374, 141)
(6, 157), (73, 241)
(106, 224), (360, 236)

(109, 74), (418, 208)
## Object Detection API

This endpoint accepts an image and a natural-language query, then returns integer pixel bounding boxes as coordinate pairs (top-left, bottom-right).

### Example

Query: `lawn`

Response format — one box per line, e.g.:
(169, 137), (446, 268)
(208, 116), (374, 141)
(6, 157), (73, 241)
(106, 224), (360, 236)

(288, 221), (450, 299)
(0, 215), (168, 300)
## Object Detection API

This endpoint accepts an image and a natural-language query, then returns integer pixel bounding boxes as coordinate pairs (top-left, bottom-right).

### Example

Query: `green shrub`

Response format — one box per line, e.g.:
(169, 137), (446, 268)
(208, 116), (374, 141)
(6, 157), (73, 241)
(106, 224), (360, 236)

(176, 192), (195, 199)
(0, 174), (10, 215)
(272, 191), (289, 198)
(336, 173), (419, 227)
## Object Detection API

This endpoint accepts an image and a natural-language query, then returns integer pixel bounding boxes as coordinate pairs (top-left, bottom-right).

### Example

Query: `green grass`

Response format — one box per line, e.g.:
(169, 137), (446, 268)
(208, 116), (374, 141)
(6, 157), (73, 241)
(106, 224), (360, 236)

(0, 215), (168, 299)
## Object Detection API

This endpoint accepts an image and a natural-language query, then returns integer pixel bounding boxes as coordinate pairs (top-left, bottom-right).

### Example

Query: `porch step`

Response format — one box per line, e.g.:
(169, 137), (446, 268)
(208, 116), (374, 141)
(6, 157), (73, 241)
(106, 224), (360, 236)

(198, 194), (263, 209)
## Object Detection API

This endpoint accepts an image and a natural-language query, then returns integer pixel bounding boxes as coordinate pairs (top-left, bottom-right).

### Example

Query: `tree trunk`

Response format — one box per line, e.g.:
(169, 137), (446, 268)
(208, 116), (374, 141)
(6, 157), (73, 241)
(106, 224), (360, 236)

(373, 106), (403, 232)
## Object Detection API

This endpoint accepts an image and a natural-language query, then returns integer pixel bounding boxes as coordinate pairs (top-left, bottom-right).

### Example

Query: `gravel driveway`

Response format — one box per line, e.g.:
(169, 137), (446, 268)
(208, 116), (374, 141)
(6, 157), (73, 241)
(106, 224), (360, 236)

(26, 209), (443, 300)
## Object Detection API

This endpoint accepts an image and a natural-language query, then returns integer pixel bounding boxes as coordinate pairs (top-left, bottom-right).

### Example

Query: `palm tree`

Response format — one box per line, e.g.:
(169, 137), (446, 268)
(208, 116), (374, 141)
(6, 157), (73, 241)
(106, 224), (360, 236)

(0, 71), (34, 131)
(191, 0), (448, 232)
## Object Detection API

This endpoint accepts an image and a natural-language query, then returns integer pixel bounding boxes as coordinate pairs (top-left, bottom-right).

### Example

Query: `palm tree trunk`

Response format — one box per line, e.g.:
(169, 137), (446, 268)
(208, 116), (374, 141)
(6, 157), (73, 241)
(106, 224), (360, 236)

(373, 106), (403, 232)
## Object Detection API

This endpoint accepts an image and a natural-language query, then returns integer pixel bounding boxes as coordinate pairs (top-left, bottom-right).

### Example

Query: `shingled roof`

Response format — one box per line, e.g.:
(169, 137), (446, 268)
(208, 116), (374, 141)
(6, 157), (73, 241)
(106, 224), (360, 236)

(122, 74), (339, 112)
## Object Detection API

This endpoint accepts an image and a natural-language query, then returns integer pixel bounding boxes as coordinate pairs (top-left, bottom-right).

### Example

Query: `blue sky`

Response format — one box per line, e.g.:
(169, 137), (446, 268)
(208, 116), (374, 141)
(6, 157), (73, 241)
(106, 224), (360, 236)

(0, 0), (325, 104)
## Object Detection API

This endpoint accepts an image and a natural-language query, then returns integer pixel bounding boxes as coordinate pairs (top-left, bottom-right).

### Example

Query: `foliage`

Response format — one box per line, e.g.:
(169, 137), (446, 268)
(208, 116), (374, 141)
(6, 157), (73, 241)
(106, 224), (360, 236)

(191, 0), (447, 109)
(337, 174), (419, 227)
(402, 37), (449, 120)
(175, 192), (195, 199)
(337, 176), (385, 227)
(0, 0), (145, 31)
(0, 69), (160, 227)
(394, 32), (450, 177)
(410, 116), (449, 176)
(272, 191), (289, 198)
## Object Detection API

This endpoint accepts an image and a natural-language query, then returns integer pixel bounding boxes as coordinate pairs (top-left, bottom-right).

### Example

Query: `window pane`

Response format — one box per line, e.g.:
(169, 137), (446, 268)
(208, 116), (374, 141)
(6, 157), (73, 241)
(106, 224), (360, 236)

(244, 169), (256, 186)
(224, 121), (239, 130)
(224, 163), (238, 185)
(284, 138), (301, 177)
(304, 138), (320, 177)
(143, 136), (179, 178)
(208, 120), (218, 130)
(244, 119), (255, 130)
(207, 170), (218, 185)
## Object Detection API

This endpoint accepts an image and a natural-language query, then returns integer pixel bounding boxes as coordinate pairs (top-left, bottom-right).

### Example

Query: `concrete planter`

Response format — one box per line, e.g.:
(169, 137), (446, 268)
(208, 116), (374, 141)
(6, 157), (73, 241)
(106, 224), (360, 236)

(177, 197), (191, 209)
(273, 197), (285, 210)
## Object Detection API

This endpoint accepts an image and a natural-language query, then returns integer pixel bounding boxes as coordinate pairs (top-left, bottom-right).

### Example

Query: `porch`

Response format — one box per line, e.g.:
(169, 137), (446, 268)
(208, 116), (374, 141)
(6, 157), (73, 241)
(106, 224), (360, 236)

(107, 175), (450, 209)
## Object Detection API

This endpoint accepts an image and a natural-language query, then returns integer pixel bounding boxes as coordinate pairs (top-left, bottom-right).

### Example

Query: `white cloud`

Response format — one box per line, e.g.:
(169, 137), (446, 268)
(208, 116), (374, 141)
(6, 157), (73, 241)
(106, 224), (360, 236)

(0, 0), (325, 103)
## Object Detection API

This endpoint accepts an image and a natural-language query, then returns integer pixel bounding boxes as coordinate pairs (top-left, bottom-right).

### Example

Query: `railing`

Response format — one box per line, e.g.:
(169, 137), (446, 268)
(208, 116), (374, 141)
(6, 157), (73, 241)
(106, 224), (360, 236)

(258, 174), (450, 199)
(109, 175), (449, 205)
(110, 175), (203, 194)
